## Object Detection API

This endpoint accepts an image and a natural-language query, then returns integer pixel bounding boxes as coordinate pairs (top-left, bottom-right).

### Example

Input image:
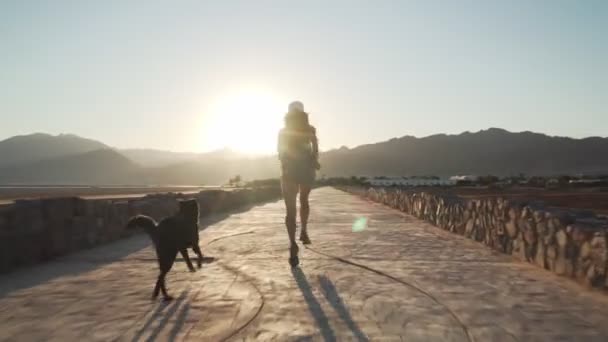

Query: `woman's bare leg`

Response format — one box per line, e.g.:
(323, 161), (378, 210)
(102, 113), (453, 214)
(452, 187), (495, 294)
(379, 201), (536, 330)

(282, 179), (300, 266)
(282, 179), (299, 245)
(299, 185), (312, 244)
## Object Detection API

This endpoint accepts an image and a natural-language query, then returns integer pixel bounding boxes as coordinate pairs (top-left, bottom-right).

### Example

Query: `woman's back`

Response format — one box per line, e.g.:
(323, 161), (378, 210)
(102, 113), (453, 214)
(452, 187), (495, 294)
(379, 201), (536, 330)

(279, 111), (316, 161)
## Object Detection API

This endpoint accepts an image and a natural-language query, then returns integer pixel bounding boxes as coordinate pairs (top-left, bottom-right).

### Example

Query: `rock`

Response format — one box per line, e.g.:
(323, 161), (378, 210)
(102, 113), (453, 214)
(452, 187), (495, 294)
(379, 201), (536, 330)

(465, 217), (475, 238)
(533, 211), (548, 269)
(505, 220), (518, 239)
(554, 228), (572, 276)
(589, 231), (608, 285)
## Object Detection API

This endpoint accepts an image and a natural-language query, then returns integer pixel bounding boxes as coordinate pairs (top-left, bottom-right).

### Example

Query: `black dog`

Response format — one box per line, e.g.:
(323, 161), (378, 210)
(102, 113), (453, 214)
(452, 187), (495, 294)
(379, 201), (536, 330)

(127, 199), (203, 300)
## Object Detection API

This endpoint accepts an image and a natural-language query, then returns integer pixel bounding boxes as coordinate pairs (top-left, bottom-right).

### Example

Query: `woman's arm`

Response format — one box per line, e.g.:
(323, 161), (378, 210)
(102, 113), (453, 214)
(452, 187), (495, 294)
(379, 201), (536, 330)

(310, 126), (319, 159)
(277, 130), (285, 160)
(310, 126), (320, 169)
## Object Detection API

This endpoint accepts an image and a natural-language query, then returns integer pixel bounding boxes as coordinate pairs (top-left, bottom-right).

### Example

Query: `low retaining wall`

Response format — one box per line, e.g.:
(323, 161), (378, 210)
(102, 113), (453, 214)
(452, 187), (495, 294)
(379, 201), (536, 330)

(340, 186), (608, 291)
(0, 187), (281, 273)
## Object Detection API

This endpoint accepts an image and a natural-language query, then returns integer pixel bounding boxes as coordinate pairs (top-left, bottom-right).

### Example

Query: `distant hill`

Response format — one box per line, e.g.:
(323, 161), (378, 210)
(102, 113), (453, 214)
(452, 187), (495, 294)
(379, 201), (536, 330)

(1, 128), (607, 185)
(0, 149), (141, 185)
(319, 128), (608, 177)
(0, 133), (109, 168)
(120, 147), (249, 167)
(119, 149), (201, 167)
(144, 156), (280, 185)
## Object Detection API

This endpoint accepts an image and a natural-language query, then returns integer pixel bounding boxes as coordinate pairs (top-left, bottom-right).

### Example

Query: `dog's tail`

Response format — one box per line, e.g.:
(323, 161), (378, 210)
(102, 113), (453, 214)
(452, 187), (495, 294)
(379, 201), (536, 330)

(126, 215), (158, 245)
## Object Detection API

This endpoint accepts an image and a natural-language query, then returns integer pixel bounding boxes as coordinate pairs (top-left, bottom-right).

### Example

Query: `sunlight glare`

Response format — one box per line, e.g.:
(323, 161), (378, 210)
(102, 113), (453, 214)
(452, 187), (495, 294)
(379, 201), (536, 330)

(202, 90), (284, 155)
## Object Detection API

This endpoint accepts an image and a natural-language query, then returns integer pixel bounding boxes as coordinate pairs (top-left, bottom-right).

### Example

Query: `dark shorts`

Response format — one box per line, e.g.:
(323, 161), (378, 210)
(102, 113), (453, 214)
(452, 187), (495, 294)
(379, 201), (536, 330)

(281, 158), (316, 186)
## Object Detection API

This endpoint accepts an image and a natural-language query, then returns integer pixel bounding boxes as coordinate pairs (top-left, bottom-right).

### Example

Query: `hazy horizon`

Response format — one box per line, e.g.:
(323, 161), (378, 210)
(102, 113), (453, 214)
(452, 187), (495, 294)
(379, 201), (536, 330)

(2, 1), (606, 154)
(2, 126), (608, 156)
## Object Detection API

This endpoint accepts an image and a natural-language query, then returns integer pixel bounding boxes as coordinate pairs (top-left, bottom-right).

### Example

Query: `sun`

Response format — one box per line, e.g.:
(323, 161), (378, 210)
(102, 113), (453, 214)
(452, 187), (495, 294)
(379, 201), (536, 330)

(202, 90), (285, 155)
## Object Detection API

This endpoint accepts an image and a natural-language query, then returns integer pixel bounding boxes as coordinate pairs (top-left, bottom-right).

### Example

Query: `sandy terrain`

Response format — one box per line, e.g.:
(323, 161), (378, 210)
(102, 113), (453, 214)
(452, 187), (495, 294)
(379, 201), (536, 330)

(0, 185), (224, 205)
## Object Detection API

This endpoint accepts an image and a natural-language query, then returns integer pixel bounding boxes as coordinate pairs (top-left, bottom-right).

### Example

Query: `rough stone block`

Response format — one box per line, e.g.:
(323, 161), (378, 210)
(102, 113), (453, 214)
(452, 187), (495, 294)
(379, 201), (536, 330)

(41, 197), (78, 221)
(47, 219), (71, 257)
(0, 206), (14, 233)
(13, 202), (44, 234)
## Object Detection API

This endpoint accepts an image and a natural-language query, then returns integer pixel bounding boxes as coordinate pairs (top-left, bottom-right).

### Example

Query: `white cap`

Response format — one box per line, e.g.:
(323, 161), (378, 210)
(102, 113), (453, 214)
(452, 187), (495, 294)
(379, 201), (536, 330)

(288, 101), (304, 112)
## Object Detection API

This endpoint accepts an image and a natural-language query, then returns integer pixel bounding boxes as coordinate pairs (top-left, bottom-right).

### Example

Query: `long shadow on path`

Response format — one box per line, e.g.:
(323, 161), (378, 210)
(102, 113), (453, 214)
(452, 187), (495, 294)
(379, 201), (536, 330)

(318, 275), (369, 342)
(291, 267), (336, 342)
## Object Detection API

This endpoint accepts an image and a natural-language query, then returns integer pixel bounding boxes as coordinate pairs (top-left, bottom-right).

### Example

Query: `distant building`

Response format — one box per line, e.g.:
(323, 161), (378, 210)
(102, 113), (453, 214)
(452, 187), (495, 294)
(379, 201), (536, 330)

(368, 176), (455, 187)
(569, 179), (603, 185)
(449, 175), (478, 182)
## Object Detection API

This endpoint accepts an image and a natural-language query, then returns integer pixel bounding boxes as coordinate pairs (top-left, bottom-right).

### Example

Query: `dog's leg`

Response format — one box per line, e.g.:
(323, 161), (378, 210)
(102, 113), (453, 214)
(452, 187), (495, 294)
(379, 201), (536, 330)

(180, 248), (196, 272)
(153, 273), (162, 299)
(159, 272), (173, 301)
(153, 273), (172, 301)
(152, 246), (167, 300)
(192, 245), (204, 268)
(157, 250), (177, 301)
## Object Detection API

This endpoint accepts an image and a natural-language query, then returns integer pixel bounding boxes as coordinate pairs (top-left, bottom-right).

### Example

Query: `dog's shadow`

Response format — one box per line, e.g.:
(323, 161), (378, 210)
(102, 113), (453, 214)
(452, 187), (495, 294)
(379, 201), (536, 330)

(130, 290), (190, 342)
(199, 256), (216, 264)
(170, 255), (217, 265)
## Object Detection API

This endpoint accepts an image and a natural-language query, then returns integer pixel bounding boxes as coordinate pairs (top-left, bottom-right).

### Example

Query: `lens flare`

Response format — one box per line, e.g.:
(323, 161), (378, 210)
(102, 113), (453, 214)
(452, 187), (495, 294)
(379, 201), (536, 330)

(352, 217), (368, 232)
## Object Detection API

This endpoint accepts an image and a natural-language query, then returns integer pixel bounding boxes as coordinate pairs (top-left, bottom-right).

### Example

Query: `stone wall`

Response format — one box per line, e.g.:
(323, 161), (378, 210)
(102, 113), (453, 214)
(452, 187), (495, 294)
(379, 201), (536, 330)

(340, 186), (608, 291)
(0, 187), (281, 273)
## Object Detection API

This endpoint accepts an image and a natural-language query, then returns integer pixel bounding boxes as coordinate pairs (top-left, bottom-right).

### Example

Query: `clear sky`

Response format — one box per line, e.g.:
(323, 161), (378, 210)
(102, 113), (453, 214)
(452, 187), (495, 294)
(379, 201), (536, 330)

(1, 0), (606, 154)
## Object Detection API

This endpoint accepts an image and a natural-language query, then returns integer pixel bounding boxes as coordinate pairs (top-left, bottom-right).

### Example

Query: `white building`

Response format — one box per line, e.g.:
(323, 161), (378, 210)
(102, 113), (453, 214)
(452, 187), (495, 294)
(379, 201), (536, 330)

(449, 175), (478, 182)
(367, 177), (456, 187)
(569, 179), (603, 185)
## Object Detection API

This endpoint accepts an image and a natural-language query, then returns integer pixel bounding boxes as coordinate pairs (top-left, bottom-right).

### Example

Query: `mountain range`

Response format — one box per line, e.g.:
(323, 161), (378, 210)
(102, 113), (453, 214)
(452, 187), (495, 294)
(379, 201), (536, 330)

(0, 129), (607, 185)
(0, 133), (108, 168)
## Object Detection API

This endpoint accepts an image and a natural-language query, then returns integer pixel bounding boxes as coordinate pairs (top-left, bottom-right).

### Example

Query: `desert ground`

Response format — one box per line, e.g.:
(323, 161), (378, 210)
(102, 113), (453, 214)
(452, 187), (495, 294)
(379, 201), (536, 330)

(0, 185), (216, 205)
(452, 186), (608, 215)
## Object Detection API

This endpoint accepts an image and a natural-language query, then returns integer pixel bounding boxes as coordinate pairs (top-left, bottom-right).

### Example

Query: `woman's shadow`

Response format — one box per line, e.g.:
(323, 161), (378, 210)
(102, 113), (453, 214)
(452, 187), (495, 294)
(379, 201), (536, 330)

(291, 268), (368, 342)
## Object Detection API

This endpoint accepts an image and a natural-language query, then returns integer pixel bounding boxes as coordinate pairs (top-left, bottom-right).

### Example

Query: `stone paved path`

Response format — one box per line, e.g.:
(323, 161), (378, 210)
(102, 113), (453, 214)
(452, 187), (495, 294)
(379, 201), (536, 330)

(1, 188), (608, 341)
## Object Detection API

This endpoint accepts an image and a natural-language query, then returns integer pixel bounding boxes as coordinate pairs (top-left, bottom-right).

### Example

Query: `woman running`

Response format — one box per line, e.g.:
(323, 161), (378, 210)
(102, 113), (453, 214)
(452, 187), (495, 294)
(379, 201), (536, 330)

(278, 101), (320, 267)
